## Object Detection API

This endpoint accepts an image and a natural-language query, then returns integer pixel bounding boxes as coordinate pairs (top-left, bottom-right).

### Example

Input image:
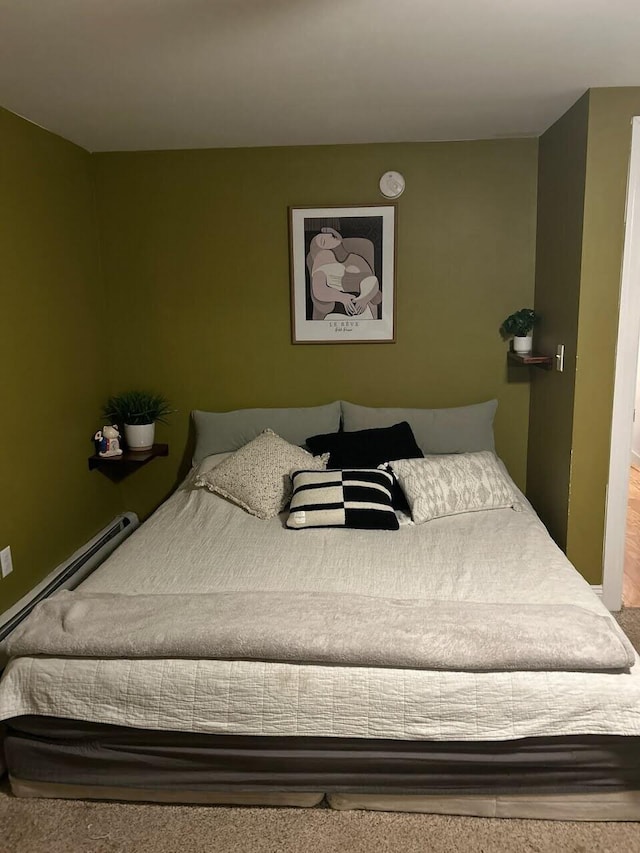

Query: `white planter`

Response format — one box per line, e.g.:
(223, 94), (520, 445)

(513, 335), (533, 354)
(124, 423), (155, 452)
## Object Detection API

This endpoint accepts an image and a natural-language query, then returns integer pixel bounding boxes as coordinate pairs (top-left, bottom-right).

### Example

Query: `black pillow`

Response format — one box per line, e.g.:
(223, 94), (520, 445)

(305, 421), (423, 511)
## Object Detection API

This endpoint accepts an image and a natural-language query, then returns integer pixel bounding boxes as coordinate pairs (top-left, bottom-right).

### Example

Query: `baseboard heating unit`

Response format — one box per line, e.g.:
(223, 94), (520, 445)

(0, 512), (139, 645)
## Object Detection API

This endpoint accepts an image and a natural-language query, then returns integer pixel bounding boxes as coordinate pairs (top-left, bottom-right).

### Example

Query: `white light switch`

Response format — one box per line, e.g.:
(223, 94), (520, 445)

(556, 344), (565, 372)
(1, 546), (13, 578)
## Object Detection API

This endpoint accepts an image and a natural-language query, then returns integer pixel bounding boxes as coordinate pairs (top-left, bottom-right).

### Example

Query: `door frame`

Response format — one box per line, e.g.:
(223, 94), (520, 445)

(603, 116), (640, 610)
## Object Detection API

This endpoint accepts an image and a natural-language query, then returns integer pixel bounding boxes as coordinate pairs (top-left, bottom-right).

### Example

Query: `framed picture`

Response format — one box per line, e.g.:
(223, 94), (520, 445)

(289, 205), (396, 344)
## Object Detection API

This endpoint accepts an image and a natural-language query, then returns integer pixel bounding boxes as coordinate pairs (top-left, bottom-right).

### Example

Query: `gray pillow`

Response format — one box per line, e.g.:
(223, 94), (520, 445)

(192, 402), (341, 464)
(340, 400), (497, 455)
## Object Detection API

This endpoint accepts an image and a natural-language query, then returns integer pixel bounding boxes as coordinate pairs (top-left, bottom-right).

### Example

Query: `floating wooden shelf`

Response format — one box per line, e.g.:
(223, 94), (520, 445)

(89, 443), (169, 480)
(507, 351), (554, 370)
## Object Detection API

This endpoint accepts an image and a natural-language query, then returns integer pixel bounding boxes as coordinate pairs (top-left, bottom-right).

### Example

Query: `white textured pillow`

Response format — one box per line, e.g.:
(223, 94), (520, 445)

(390, 451), (521, 523)
(195, 429), (328, 519)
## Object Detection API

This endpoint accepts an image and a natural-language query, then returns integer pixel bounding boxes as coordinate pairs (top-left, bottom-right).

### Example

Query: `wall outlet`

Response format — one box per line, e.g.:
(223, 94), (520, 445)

(1, 546), (13, 578)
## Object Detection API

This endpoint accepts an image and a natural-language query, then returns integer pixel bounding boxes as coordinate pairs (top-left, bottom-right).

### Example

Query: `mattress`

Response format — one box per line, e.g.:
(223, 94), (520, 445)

(1, 472), (639, 742)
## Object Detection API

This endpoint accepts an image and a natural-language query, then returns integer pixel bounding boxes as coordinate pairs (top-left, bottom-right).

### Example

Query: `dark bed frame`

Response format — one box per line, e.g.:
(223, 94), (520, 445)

(5, 715), (640, 817)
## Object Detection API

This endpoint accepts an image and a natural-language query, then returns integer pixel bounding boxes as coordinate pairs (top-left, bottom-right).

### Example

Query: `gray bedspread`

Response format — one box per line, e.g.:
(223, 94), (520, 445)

(3, 590), (635, 672)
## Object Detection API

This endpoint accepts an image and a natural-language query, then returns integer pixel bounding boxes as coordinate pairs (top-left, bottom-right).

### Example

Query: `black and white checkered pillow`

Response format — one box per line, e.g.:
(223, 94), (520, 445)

(286, 469), (399, 530)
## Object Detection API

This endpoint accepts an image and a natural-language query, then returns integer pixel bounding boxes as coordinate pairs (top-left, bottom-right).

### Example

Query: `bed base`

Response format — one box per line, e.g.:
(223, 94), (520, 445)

(328, 791), (640, 821)
(9, 779), (640, 820)
(5, 716), (640, 821)
(9, 778), (323, 808)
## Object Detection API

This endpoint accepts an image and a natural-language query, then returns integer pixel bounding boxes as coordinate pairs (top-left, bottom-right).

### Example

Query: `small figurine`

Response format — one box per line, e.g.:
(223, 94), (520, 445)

(94, 424), (124, 458)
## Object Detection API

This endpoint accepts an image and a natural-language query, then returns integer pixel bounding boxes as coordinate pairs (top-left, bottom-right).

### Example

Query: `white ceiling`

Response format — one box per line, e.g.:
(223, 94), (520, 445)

(2, 0), (640, 152)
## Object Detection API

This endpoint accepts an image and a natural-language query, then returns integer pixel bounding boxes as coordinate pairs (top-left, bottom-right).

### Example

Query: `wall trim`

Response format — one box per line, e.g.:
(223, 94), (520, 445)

(0, 513), (138, 640)
(591, 584), (603, 599)
(603, 115), (640, 612)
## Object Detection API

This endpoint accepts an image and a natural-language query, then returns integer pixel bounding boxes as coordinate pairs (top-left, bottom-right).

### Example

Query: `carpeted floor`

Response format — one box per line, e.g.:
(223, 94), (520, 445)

(3, 789), (640, 853)
(2, 609), (640, 853)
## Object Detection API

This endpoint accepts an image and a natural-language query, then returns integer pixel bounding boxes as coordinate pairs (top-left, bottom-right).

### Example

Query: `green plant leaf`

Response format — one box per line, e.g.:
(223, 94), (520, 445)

(102, 390), (174, 426)
(499, 308), (538, 339)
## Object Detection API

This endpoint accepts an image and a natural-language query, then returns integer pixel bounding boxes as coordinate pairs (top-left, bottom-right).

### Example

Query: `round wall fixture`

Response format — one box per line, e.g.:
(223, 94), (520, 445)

(379, 171), (405, 199)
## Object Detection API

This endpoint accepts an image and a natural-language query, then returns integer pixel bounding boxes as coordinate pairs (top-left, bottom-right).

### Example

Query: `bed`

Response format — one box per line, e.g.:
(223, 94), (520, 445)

(1, 400), (640, 820)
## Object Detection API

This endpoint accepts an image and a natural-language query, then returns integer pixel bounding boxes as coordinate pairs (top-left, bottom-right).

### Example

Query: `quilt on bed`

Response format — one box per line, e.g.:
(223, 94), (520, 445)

(1, 472), (640, 742)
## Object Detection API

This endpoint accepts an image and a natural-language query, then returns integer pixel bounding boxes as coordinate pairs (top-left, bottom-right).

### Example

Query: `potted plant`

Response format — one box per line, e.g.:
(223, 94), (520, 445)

(500, 308), (538, 354)
(102, 391), (173, 452)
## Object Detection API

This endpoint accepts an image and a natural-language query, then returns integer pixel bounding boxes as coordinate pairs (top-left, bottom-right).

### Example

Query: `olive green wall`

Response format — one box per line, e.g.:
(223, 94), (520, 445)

(0, 123), (539, 609)
(566, 88), (640, 583)
(0, 108), (123, 612)
(92, 139), (539, 519)
(527, 94), (589, 548)
(3, 87), (635, 603)
(527, 86), (640, 585)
